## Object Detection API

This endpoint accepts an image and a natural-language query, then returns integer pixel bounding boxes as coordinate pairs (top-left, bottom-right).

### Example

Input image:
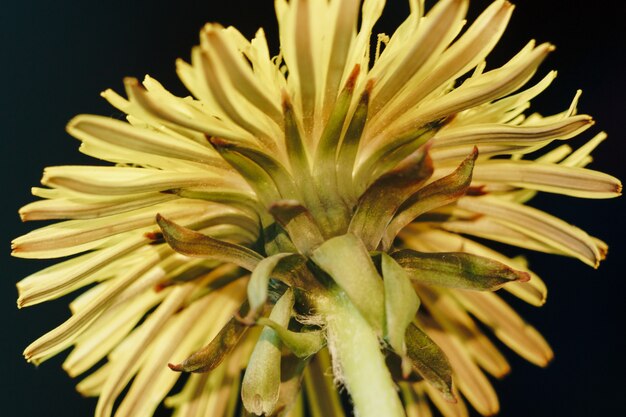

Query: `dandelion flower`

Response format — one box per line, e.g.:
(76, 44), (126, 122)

(13, 1), (621, 417)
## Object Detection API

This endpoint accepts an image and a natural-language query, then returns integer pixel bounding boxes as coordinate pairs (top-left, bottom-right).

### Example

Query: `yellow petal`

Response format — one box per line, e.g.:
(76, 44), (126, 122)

(423, 318), (499, 416)
(433, 114), (593, 149)
(418, 286), (510, 379)
(425, 383), (469, 417)
(63, 290), (163, 377)
(457, 196), (603, 267)
(391, 42), (554, 136)
(23, 259), (164, 365)
(472, 159), (621, 198)
(94, 284), (196, 417)
(13, 200), (232, 258)
(115, 281), (244, 417)
(453, 290), (553, 366)
(19, 192), (175, 221)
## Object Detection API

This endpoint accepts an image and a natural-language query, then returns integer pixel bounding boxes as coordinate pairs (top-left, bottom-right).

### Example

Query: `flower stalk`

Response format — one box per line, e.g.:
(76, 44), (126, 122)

(319, 289), (406, 417)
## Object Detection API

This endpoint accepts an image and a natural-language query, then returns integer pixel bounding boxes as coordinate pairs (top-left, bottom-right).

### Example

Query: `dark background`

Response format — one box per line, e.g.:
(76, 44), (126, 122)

(1, 1), (624, 416)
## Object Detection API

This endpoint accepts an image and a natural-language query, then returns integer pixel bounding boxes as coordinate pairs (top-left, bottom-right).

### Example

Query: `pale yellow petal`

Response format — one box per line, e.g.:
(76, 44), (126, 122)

(63, 290), (163, 377)
(204, 27), (282, 123)
(198, 29), (280, 149)
(76, 362), (111, 397)
(19, 192), (175, 221)
(457, 196), (603, 267)
(23, 260), (164, 365)
(392, 42), (554, 135)
(433, 114), (593, 149)
(17, 234), (151, 307)
(12, 200), (222, 258)
(370, 0), (468, 114)
(114, 283), (242, 417)
(418, 286), (510, 379)
(454, 70), (557, 126)
(423, 318), (499, 416)
(425, 383), (469, 417)
(94, 284), (196, 417)
(562, 131), (608, 167)
(322, 0), (360, 114)
(123, 77), (257, 145)
(68, 114), (224, 166)
(453, 290), (553, 367)
(374, 0), (514, 131)
(472, 160), (621, 198)
(41, 165), (241, 196)
(440, 216), (560, 255)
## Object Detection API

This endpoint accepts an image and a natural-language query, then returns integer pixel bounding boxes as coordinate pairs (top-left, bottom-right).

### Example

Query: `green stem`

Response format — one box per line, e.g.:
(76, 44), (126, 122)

(318, 291), (406, 417)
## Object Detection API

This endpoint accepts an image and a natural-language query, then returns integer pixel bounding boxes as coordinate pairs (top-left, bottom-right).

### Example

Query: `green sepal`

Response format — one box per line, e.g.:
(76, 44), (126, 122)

(310, 233), (384, 331)
(284, 67), (364, 239)
(381, 253), (421, 359)
(256, 318), (324, 358)
(282, 93), (311, 176)
(164, 187), (264, 220)
(314, 65), (359, 170)
(311, 66), (359, 229)
(336, 81), (372, 205)
(383, 147), (477, 248)
(282, 94), (339, 238)
(355, 119), (444, 195)
(210, 137), (301, 200)
(168, 302), (249, 373)
(208, 137), (282, 207)
(156, 214), (262, 271)
(241, 289), (294, 416)
(247, 253), (305, 320)
(263, 222), (299, 256)
(268, 200), (324, 254)
(230, 146), (300, 200)
(392, 248), (530, 290)
(349, 149), (433, 250)
(405, 322), (454, 401)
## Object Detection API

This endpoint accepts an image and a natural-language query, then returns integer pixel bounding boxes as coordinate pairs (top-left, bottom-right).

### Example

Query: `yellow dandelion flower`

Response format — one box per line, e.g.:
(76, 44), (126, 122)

(13, 1), (621, 417)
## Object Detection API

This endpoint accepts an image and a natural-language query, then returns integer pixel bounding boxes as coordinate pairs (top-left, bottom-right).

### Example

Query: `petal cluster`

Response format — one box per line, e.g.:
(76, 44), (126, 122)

(13, 1), (620, 417)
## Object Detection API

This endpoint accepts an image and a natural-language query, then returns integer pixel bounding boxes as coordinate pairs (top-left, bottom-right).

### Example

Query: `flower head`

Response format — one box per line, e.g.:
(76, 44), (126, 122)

(13, 1), (621, 417)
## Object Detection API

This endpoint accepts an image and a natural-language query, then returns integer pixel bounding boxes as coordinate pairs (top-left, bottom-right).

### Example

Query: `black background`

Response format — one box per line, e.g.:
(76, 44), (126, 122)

(1, 1), (625, 416)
